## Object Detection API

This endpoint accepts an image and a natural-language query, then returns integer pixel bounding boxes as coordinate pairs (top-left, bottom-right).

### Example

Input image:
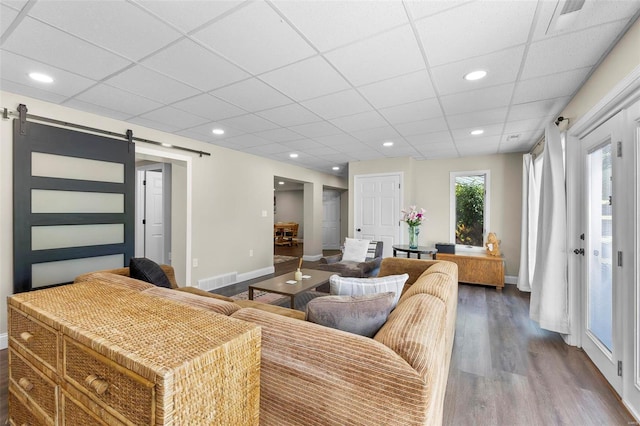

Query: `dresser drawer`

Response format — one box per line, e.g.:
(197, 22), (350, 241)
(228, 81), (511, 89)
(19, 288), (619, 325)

(9, 306), (58, 371)
(9, 387), (51, 426)
(63, 337), (156, 425)
(61, 390), (117, 426)
(9, 349), (58, 423)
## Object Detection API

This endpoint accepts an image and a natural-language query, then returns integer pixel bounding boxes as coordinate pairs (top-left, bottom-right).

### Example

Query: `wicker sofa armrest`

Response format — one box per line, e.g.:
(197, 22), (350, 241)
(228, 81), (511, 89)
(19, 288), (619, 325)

(231, 307), (429, 425)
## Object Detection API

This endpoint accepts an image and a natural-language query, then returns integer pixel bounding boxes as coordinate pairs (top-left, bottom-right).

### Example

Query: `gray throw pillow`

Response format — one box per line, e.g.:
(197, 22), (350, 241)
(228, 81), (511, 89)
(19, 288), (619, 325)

(129, 257), (172, 288)
(306, 292), (395, 337)
(330, 273), (409, 308)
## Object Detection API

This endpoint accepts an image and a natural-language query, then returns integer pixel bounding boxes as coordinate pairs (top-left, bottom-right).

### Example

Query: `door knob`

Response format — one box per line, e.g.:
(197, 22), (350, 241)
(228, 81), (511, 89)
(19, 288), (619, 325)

(573, 248), (584, 255)
(356, 228), (361, 232)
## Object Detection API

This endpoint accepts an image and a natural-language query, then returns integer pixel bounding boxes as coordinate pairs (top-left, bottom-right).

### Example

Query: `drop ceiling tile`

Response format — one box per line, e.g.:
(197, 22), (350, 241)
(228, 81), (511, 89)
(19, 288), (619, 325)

(134, 0), (244, 33)
(28, 0), (181, 61)
(185, 122), (246, 140)
(350, 125), (401, 143)
(416, 1), (536, 66)
(405, 1), (469, 20)
(440, 83), (514, 116)
(281, 139), (325, 151)
(325, 25), (425, 87)
(455, 135), (501, 148)
(301, 89), (372, 120)
(273, 0), (408, 52)
(256, 103), (321, 127)
(299, 146), (342, 157)
(105, 65), (199, 104)
(358, 69), (435, 109)
(1, 50), (97, 97)
(0, 79), (66, 103)
(499, 130), (538, 148)
(431, 46), (525, 95)
(74, 83), (163, 116)
(137, 106), (208, 130)
(521, 20), (629, 80)
(172, 93), (246, 121)
(350, 149), (386, 161)
(312, 133), (362, 147)
(193, 1), (316, 74)
(447, 107), (508, 129)
(211, 78), (291, 112)
(1, 5), (19, 35)
(220, 113), (279, 133)
(330, 111), (387, 132)
(2, 1), (27, 11)
(513, 68), (591, 104)
(127, 116), (182, 133)
(289, 121), (343, 138)
(395, 116), (449, 137)
(451, 123), (504, 141)
(64, 98), (133, 121)
(222, 134), (272, 148)
(142, 39), (249, 91)
(2, 17), (131, 80)
(531, 0), (640, 42)
(509, 97), (570, 121)
(405, 130), (454, 146)
(457, 145), (499, 157)
(378, 98), (443, 125)
(253, 127), (302, 142)
(260, 56), (351, 101)
(250, 143), (291, 155)
(503, 117), (548, 134)
(331, 141), (371, 154)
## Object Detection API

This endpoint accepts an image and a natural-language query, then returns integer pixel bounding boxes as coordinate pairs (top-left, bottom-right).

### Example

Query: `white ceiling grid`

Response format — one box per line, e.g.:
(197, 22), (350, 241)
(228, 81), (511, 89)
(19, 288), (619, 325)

(1, 0), (639, 176)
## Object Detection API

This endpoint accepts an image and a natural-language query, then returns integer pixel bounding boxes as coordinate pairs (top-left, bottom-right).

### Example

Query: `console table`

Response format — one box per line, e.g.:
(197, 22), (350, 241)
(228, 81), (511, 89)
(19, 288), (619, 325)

(8, 281), (260, 425)
(436, 252), (505, 291)
(392, 245), (438, 260)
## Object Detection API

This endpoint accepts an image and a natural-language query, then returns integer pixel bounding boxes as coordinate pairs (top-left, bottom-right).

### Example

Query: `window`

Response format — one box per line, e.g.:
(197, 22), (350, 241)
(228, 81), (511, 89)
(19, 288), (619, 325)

(450, 170), (490, 249)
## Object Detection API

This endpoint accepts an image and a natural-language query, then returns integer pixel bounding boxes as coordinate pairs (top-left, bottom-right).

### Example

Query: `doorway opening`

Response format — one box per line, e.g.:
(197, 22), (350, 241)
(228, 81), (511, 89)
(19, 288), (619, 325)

(273, 176), (305, 262)
(135, 162), (171, 265)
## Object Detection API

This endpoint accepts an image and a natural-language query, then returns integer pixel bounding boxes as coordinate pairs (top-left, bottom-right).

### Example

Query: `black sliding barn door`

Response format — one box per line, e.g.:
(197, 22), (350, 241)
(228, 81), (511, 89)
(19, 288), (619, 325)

(13, 119), (135, 293)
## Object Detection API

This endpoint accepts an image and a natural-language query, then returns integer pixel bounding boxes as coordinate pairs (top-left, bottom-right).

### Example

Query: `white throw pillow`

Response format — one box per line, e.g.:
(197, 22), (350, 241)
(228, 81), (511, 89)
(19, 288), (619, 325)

(329, 273), (409, 308)
(342, 238), (370, 262)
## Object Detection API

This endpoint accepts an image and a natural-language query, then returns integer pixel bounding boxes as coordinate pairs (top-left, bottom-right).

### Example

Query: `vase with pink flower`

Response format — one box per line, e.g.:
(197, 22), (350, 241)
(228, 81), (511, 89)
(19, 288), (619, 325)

(401, 206), (426, 249)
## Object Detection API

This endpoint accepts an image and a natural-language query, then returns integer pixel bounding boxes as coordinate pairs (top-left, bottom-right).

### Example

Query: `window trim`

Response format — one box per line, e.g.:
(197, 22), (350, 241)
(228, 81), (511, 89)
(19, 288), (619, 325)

(449, 170), (491, 252)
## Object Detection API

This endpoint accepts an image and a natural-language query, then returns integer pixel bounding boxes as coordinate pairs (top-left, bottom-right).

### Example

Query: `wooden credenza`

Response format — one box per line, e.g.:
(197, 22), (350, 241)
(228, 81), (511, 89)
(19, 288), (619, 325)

(436, 252), (505, 291)
(8, 281), (261, 425)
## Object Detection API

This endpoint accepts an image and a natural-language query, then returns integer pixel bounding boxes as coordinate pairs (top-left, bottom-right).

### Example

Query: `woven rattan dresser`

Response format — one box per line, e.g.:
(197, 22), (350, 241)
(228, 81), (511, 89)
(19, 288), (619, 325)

(8, 281), (261, 425)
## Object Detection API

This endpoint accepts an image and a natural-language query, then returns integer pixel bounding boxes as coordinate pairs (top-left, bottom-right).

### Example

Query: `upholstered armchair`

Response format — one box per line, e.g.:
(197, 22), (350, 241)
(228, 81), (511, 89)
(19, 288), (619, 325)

(317, 240), (384, 279)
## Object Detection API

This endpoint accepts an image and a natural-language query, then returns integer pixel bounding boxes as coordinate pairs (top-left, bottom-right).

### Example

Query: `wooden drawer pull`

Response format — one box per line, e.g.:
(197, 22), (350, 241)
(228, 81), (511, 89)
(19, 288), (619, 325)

(18, 377), (34, 391)
(20, 331), (34, 343)
(85, 374), (109, 395)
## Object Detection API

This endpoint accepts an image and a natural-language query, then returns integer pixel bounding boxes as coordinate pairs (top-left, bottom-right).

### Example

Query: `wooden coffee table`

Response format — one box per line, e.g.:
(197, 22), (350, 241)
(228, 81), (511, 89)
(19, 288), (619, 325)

(248, 269), (335, 309)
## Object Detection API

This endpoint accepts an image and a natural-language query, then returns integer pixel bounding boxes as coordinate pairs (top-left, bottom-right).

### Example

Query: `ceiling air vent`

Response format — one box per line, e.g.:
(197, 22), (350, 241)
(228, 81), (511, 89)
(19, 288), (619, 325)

(546, 0), (586, 34)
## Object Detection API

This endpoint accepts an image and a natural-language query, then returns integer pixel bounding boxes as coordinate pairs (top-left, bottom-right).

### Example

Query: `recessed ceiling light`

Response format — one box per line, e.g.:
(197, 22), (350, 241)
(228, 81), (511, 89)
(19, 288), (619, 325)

(463, 70), (487, 81)
(212, 128), (225, 135)
(383, 141), (394, 147)
(29, 72), (53, 83)
(278, 181), (285, 185)
(470, 129), (484, 136)
(332, 166), (340, 171)
(289, 153), (298, 158)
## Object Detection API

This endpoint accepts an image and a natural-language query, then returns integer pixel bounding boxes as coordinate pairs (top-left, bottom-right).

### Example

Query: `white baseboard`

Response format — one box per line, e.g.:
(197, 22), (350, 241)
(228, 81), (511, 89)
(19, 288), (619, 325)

(302, 254), (322, 261)
(0, 332), (7, 350)
(505, 275), (518, 285)
(236, 266), (274, 283)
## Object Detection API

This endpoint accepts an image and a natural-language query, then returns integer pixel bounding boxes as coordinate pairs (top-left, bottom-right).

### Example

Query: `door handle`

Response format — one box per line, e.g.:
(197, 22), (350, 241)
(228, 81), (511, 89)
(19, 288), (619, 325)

(573, 248), (584, 255)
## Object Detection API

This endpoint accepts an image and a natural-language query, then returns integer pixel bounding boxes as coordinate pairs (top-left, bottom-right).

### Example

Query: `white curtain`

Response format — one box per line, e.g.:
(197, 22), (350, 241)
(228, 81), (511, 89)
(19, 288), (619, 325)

(517, 154), (538, 292)
(530, 123), (570, 334)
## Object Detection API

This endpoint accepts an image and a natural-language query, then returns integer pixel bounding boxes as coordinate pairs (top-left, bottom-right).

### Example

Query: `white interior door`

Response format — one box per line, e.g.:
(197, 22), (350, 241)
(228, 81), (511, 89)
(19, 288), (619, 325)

(322, 189), (341, 250)
(144, 170), (165, 264)
(353, 173), (401, 258)
(580, 112), (623, 394)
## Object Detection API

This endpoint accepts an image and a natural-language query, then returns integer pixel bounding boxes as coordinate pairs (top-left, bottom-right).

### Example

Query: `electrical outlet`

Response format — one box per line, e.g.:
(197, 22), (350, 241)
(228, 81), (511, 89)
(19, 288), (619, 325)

(192, 258), (199, 267)
(249, 249), (253, 257)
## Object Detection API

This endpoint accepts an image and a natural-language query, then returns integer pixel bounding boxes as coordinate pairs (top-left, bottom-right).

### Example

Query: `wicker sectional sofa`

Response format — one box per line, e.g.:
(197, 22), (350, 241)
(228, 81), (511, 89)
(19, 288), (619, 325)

(75, 257), (458, 425)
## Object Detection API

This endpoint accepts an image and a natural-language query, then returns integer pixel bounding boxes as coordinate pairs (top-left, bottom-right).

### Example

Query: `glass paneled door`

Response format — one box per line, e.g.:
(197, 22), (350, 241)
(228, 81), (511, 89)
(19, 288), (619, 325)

(580, 113), (622, 393)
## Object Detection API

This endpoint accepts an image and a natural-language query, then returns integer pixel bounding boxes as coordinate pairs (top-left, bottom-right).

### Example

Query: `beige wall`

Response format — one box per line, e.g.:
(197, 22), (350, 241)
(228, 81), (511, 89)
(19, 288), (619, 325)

(0, 91), (346, 336)
(349, 153), (523, 276)
(561, 18), (640, 125)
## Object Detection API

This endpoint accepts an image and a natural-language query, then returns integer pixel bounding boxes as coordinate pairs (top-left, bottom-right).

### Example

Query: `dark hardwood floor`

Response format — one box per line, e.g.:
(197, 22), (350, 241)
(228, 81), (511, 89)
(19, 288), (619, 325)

(1, 246), (634, 425)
